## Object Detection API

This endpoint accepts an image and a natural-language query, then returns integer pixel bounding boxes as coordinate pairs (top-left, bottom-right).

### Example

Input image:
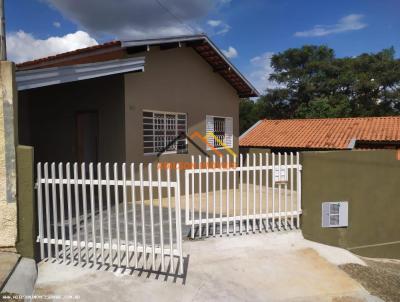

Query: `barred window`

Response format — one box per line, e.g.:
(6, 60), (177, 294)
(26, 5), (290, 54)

(206, 115), (233, 149)
(143, 110), (187, 155)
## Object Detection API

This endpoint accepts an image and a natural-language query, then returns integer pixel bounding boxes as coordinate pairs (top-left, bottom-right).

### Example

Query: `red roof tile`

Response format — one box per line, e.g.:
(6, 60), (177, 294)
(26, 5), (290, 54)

(16, 41), (122, 70)
(239, 116), (400, 149)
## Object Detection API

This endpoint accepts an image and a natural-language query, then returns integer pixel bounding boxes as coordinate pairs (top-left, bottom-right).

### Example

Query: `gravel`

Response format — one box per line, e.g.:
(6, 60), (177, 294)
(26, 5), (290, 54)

(340, 258), (400, 302)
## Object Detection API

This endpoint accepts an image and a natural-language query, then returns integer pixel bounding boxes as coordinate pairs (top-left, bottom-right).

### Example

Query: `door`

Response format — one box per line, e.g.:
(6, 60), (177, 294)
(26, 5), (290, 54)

(76, 111), (99, 163)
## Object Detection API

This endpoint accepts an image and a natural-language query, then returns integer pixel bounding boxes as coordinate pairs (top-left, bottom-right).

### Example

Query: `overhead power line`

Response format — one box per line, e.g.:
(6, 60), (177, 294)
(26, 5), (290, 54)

(153, 0), (196, 34)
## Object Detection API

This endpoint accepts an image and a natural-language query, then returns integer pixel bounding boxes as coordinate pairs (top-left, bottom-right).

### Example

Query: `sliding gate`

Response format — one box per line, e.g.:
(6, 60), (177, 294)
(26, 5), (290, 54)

(185, 152), (302, 238)
(36, 162), (183, 274)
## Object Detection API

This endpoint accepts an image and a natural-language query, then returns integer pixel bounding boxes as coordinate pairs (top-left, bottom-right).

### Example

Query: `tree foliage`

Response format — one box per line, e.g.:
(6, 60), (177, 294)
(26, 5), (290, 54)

(240, 45), (400, 133)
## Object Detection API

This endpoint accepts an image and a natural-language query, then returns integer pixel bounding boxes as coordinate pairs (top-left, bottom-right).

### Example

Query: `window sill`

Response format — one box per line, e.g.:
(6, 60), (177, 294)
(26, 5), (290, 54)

(144, 151), (188, 156)
(207, 147), (234, 150)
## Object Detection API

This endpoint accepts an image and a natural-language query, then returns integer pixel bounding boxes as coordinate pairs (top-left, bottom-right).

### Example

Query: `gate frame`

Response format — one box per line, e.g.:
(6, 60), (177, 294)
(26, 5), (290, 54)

(35, 162), (184, 275)
(185, 152), (302, 238)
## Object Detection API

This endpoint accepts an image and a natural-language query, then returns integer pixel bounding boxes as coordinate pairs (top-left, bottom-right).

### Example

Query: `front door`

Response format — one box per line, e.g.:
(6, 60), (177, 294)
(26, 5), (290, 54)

(76, 111), (99, 163)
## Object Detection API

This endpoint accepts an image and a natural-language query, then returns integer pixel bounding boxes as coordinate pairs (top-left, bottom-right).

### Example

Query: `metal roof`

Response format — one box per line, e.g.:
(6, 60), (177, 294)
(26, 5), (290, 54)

(121, 34), (206, 47)
(122, 34), (259, 97)
(16, 56), (145, 91)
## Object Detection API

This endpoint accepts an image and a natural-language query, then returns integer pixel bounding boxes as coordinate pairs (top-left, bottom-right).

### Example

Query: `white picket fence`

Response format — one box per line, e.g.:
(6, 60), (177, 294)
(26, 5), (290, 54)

(36, 162), (183, 274)
(185, 152), (302, 238)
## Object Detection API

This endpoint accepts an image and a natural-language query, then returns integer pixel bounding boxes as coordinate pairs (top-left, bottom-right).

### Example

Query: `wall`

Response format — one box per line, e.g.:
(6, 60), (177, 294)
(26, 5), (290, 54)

(301, 150), (400, 259)
(18, 75), (126, 164)
(124, 46), (240, 166)
(16, 146), (35, 258)
(239, 147), (271, 156)
(0, 62), (17, 249)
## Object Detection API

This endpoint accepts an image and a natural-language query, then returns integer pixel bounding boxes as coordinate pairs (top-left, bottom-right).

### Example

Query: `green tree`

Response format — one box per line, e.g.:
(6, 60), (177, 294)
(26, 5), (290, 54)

(239, 98), (260, 134)
(240, 45), (400, 133)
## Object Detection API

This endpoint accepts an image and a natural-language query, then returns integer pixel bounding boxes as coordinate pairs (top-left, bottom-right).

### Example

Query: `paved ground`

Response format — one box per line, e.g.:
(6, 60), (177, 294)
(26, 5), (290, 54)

(0, 252), (19, 288)
(63, 185), (297, 251)
(184, 185), (299, 216)
(34, 231), (382, 302)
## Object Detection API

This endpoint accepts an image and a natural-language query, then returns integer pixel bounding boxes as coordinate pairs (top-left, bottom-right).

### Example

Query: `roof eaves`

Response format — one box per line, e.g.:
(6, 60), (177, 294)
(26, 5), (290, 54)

(239, 120), (263, 141)
(122, 34), (260, 97)
(16, 56), (145, 91)
(201, 36), (260, 97)
(121, 34), (206, 48)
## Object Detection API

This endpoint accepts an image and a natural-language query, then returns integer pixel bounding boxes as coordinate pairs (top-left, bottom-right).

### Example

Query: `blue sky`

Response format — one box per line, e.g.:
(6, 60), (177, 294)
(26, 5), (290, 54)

(6, 0), (400, 93)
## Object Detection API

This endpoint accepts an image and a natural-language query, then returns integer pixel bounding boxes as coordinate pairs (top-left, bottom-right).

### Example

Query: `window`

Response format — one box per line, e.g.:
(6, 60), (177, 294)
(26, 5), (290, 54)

(329, 204), (340, 226)
(143, 110), (187, 155)
(206, 115), (233, 149)
(321, 201), (348, 228)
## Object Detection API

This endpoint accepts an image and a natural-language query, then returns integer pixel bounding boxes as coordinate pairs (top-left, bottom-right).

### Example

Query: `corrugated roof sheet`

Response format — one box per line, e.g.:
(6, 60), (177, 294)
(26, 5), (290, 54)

(16, 57), (145, 91)
(239, 116), (400, 149)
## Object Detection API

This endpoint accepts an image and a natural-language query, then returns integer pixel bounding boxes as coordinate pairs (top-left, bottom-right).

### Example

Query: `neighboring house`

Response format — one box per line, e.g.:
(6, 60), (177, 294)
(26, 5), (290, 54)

(239, 117), (400, 153)
(16, 34), (258, 165)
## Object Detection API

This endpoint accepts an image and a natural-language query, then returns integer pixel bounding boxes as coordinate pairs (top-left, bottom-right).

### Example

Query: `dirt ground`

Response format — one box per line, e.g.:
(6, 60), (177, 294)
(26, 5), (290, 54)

(340, 257), (400, 302)
(0, 292), (22, 302)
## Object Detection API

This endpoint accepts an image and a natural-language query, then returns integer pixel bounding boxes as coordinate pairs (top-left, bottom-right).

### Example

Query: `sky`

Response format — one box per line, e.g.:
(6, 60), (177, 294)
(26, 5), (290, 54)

(6, 0), (400, 93)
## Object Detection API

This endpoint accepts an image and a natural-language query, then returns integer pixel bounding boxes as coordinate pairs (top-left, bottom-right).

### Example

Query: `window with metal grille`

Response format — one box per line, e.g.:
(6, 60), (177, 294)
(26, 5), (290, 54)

(213, 117), (225, 148)
(206, 115), (233, 149)
(143, 110), (187, 155)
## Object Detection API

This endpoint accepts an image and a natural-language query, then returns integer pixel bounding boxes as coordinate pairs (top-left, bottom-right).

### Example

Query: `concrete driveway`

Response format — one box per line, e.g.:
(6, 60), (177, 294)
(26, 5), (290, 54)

(34, 231), (382, 302)
(78, 184), (298, 249)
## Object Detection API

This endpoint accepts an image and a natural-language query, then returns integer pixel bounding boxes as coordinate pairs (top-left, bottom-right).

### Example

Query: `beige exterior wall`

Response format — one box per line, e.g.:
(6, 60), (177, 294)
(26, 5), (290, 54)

(18, 46), (241, 165)
(124, 46), (240, 165)
(0, 62), (17, 249)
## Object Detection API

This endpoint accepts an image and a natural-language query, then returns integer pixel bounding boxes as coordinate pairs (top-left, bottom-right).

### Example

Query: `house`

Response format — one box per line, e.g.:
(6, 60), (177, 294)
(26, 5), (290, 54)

(16, 34), (258, 165)
(239, 116), (400, 153)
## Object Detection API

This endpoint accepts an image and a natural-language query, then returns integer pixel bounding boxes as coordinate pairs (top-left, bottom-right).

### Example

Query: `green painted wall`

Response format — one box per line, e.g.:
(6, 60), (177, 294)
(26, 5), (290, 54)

(15, 145), (36, 259)
(301, 150), (400, 259)
(239, 147), (271, 155)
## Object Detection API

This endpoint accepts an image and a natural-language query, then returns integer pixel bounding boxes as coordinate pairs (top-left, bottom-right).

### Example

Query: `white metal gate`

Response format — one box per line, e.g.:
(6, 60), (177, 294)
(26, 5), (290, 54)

(185, 152), (302, 238)
(36, 162), (183, 274)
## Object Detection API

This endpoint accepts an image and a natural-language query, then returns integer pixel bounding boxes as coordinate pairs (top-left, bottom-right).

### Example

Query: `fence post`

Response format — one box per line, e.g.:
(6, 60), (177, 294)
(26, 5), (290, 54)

(16, 145), (36, 259)
(296, 152), (301, 228)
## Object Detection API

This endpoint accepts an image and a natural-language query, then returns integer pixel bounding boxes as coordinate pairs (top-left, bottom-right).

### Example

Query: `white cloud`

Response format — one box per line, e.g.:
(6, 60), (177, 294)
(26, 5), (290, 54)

(216, 23), (231, 35)
(247, 52), (280, 94)
(44, 0), (231, 39)
(294, 14), (367, 37)
(207, 19), (231, 35)
(7, 30), (98, 63)
(207, 19), (222, 27)
(53, 21), (61, 28)
(222, 46), (238, 58)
